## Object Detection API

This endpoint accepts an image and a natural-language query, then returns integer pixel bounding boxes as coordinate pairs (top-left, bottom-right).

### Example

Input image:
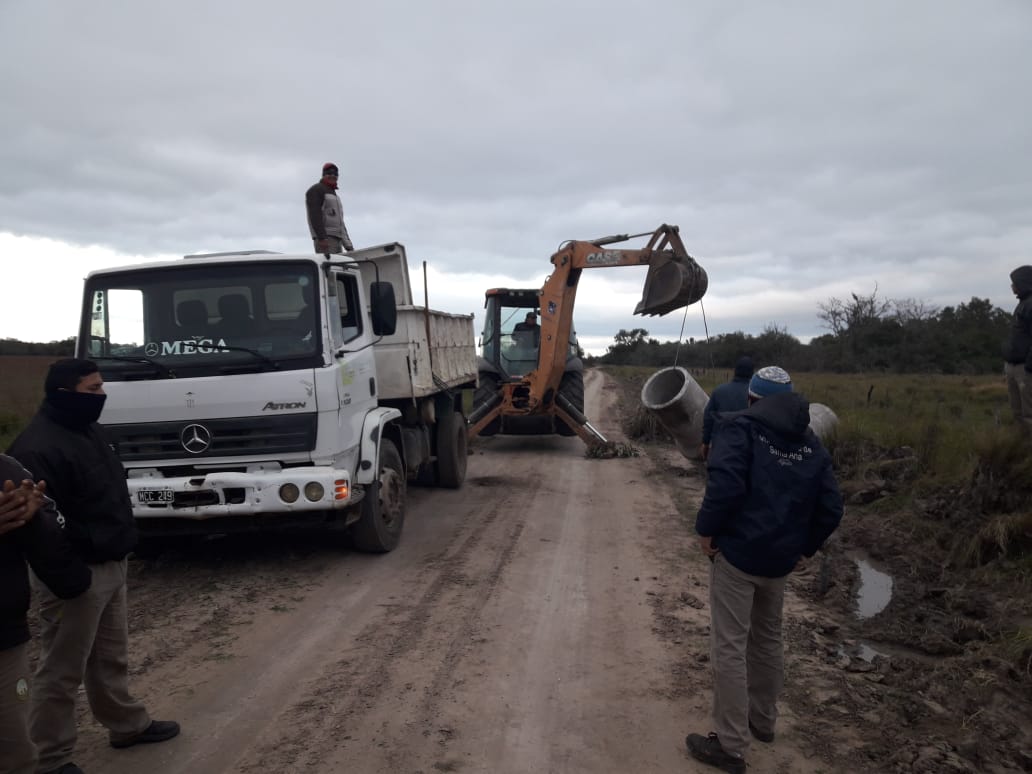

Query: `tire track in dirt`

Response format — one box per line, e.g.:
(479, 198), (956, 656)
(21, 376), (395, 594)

(334, 371), (713, 773)
(237, 472), (542, 773)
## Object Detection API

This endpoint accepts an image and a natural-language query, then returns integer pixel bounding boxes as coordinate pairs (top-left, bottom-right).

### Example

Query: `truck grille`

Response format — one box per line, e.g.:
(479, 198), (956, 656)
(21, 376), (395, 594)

(106, 414), (317, 462)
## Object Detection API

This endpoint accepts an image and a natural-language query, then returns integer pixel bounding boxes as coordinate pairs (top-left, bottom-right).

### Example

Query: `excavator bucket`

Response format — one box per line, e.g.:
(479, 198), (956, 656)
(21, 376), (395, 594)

(635, 254), (709, 317)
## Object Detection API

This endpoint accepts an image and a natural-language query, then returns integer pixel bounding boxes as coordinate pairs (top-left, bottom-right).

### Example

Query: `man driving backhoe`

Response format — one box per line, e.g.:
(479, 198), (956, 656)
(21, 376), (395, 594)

(513, 312), (539, 348)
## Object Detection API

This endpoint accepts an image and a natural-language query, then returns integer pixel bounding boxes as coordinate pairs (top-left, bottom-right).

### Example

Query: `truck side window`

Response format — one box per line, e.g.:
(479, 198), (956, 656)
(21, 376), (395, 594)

(336, 275), (362, 343)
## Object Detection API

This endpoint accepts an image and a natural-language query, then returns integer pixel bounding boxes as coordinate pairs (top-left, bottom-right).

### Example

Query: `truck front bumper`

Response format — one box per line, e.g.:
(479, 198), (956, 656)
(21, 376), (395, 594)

(126, 466), (359, 520)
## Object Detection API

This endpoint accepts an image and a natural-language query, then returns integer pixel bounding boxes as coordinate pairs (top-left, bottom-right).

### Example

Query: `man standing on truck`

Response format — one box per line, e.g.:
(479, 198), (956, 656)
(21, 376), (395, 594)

(1, 460), (92, 774)
(7, 359), (180, 774)
(1004, 265), (1032, 434)
(686, 366), (843, 774)
(699, 356), (754, 461)
(306, 162), (354, 254)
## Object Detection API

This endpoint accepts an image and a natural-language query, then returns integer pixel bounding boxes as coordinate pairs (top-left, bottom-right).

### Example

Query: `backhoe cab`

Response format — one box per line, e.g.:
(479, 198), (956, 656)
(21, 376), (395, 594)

(468, 224), (708, 447)
(474, 288), (586, 438)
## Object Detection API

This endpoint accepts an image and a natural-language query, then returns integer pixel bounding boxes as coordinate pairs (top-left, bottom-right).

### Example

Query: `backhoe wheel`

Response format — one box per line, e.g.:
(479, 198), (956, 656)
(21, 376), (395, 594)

(350, 439), (406, 553)
(473, 372), (501, 436)
(555, 370), (585, 436)
(435, 409), (467, 488)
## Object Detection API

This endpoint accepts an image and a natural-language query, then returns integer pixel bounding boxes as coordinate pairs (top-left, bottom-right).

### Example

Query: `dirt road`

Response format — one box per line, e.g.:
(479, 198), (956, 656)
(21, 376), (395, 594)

(64, 370), (829, 773)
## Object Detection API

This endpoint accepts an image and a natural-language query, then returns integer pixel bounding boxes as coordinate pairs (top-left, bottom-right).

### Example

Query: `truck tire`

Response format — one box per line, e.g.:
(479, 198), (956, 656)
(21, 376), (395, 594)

(435, 409), (467, 488)
(472, 372), (501, 436)
(555, 369), (585, 436)
(350, 439), (406, 553)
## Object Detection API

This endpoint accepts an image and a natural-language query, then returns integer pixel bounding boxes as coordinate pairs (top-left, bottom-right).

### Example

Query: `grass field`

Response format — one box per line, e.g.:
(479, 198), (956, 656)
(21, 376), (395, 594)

(0, 355), (57, 449)
(2, 356), (1018, 476)
(611, 363), (1032, 577)
(612, 364), (1015, 483)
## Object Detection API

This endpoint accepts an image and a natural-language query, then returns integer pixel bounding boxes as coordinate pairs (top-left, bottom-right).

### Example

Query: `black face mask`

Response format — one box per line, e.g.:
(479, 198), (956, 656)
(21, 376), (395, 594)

(46, 390), (107, 427)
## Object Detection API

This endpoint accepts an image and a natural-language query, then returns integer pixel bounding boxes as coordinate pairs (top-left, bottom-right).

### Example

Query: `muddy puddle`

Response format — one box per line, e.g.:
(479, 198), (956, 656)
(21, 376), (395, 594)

(853, 555), (893, 619)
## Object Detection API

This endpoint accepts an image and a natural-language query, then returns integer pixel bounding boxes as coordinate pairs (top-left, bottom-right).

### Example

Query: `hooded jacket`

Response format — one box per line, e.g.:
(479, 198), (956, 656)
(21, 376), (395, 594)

(7, 399), (138, 563)
(0, 454), (92, 650)
(696, 392), (843, 578)
(701, 375), (752, 444)
(1003, 266), (1032, 370)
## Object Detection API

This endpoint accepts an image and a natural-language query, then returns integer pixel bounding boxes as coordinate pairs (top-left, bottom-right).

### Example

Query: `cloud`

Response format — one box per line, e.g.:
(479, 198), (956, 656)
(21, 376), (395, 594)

(1, 0), (1029, 355)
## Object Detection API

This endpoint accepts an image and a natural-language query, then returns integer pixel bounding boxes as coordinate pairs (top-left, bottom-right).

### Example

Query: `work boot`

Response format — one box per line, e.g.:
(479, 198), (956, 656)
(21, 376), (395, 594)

(685, 732), (746, 774)
(43, 765), (85, 774)
(749, 719), (775, 743)
(110, 719), (181, 749)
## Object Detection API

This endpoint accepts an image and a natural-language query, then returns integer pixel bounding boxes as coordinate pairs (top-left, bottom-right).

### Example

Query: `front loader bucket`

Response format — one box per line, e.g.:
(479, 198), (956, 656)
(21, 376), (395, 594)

(635, 256), (708, 317)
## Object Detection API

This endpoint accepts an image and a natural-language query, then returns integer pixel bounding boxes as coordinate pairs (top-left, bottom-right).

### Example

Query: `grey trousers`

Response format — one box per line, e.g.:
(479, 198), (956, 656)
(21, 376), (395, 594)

(0, 642), (36, 774)
(1005, 362), (1032, 433)
(708, 553), (787, 758)
(30, 558), (150, 772)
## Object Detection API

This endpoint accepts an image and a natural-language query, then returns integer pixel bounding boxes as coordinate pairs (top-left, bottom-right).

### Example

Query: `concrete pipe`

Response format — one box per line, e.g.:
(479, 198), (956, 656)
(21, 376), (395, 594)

(640, 367), (709, 459)
(808, 402), (839, 441)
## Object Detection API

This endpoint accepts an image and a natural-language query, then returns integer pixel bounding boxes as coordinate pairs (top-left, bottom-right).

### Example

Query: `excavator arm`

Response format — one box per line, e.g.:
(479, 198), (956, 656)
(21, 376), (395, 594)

(468, 224), (708, 446)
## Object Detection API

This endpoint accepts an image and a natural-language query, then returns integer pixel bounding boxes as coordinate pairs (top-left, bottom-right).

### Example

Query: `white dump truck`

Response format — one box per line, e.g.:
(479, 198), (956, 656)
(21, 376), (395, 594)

(74, 243), (477, 551)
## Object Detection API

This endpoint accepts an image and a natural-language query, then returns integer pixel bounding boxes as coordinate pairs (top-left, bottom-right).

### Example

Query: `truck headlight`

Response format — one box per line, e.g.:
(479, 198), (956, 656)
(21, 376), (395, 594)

(304, 482), (324, 502)
(279, 483), (300, 503)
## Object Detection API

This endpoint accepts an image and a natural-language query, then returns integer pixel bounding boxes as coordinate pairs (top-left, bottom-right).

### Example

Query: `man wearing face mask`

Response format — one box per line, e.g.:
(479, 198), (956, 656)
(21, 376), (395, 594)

(7, 359), (179, 774)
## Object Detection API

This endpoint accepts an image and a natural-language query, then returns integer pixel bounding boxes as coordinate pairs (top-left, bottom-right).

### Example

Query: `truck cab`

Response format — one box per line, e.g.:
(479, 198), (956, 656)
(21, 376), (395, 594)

(78, 244), (476, 551)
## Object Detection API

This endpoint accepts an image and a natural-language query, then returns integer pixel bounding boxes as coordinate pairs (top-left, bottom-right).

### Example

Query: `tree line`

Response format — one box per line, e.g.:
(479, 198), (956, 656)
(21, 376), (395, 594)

(588, 290), (1012, 374)
(0, 338), (75, 356)
(3, 288), (1012, 375)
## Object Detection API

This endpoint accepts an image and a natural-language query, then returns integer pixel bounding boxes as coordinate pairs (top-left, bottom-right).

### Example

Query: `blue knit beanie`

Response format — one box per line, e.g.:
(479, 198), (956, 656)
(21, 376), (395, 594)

(748, 366), (792, 399)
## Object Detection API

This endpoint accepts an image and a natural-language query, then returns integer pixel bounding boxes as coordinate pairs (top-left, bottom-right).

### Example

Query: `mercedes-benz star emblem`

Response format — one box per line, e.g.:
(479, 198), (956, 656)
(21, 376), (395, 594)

(180, 424), (213, 454)
(144, 342), (160, 357)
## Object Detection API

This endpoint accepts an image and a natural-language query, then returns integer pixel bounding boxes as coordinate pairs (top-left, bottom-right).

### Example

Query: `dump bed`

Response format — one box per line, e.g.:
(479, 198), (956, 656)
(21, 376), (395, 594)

(347, 242), (477, 400)
(375, 307), (477, 400)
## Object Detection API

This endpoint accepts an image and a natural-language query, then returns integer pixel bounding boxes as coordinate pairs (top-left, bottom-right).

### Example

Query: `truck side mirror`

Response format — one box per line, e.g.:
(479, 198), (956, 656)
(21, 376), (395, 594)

(370, 281), (397, 336)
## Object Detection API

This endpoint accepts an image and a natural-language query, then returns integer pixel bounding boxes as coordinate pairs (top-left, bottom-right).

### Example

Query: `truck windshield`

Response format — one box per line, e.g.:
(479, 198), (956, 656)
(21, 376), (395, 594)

(80, 260), (322, 379)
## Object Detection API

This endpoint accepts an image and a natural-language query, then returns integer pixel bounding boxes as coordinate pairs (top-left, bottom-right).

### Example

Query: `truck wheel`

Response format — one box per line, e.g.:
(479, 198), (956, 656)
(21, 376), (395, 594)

(473, 372), (501, 436)
(435, 409), (467, 488)
(556, 370), (585, 436)
(350, 439), (406, 553)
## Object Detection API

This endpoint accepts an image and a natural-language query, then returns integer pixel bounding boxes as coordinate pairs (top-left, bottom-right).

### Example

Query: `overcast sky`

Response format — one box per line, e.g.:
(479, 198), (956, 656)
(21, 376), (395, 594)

(2, 1), (1030, 356)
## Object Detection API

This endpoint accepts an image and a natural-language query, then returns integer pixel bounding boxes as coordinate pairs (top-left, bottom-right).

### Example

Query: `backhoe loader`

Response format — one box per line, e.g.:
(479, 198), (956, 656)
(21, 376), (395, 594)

(468, 224), (708, 446)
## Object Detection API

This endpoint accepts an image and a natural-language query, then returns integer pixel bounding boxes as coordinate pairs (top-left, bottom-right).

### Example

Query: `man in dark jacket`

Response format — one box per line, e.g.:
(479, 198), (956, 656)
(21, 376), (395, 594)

(699, 356), (754, 461)
(686, 366), (843, 774)
(1, 456), (92, 774)
(306, 161), (354, 254)
(1003, 265), (1032, 434)
(7, 359), (179, 774)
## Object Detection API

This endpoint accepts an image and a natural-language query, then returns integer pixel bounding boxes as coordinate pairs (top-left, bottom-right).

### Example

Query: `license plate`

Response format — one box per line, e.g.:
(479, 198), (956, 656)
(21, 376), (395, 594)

(137, 488), (174, 504)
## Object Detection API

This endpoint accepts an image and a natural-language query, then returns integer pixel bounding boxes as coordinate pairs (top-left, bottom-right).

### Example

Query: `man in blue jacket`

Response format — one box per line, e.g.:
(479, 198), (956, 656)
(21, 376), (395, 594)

(699, 356), (754, 461)
(686, 366), (843, 774)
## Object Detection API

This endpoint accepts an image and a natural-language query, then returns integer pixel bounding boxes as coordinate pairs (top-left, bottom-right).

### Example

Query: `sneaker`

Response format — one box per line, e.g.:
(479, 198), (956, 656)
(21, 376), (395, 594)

(686, 732), (746, 774)
(749, 719), (775, 743)
(110, 719), (181, 749)
(43, 765), (85, 774)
